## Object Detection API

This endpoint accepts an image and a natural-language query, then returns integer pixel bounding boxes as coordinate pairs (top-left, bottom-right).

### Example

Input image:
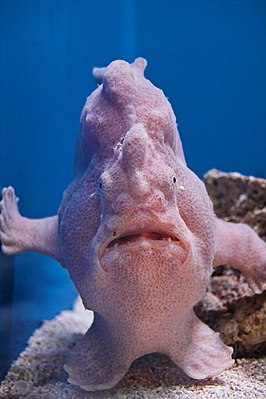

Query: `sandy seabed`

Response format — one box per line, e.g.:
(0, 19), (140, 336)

(0, 299), (265, 399)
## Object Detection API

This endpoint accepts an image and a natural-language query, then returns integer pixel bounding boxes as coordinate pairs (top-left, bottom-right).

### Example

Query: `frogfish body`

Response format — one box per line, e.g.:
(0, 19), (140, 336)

(1, 58), (265, 392)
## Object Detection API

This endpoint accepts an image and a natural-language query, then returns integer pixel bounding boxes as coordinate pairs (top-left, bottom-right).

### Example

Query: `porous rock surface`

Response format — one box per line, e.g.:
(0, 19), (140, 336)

(0, 170), (265, 398)
(195, 169), (266, 356)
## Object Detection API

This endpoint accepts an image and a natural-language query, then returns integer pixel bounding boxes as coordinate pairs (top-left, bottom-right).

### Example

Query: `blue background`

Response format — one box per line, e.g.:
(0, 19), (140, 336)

(0, 0), (266, 377)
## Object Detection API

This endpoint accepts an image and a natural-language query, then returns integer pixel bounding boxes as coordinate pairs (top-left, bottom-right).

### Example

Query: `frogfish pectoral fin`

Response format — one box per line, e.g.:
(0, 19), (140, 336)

(63, 314), (131, 391)
(167, 311), (234, 380)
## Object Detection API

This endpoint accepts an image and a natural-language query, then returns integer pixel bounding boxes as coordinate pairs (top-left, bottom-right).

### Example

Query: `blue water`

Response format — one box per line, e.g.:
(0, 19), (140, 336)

(0, 0), (266, 377)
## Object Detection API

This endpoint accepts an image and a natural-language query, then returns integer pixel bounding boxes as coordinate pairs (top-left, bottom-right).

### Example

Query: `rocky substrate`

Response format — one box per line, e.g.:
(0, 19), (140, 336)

(195, 169), (266, 357)
(0, 301), (265, 399)
(0, 169), (265, 398)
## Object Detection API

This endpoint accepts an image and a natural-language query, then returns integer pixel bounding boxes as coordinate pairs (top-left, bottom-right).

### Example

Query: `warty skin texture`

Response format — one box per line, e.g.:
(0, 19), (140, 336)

(0, 58), (265, 391)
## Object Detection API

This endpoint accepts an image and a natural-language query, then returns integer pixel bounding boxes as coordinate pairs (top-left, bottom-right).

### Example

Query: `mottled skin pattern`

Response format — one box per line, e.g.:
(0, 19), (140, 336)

(1, 58), (266, 392)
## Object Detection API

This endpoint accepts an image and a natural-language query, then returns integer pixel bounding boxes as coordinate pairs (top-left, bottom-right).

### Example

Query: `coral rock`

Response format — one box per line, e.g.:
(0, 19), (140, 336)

(195, 169), (266, 356)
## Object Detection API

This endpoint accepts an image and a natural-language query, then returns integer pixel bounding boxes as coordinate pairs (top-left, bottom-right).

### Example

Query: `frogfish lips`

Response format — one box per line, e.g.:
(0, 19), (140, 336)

(108, 231), (180, 246)
(99, 230), (188, 271)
